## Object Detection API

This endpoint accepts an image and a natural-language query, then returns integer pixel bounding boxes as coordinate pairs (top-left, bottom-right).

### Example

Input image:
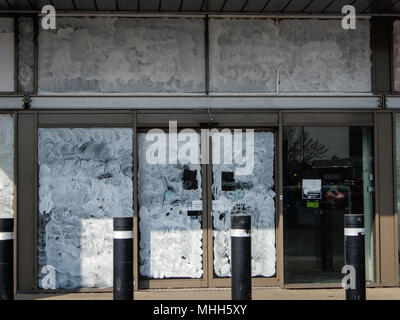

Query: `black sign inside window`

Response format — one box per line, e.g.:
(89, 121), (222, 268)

(183, 167), (198, 190)
(221, 171), (252, 191)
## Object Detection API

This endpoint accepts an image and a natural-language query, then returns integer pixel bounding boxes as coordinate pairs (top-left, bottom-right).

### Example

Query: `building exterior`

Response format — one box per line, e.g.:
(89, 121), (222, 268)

(1, 0), (400, 293)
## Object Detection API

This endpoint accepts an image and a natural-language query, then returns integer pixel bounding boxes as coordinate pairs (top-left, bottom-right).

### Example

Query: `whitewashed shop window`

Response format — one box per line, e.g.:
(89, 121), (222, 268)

(38, 128), (133, 289)
(0, 115), (14, 218)
(209, 19), (372, 93)
(138, 132), (203, 279)
(0, 18), (15, 92)
(17, 17), (35, 93)
(212, 132), (276, 277)
(38, 17), (205, 94)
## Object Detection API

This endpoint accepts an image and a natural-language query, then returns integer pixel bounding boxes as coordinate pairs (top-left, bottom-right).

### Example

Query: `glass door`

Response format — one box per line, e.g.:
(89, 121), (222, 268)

(209, 130), (277, 285)
(138, 130), (204, 280)
(283, 126), (375, 284)
(137, 128), (278, 287)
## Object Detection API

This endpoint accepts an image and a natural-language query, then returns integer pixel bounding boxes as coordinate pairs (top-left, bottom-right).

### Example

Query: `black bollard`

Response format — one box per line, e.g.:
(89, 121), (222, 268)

(113, 217), (133, 300)
(231, 214), (251, 300)
(0, 218), (13, 300)
(344, 214), (366, 300)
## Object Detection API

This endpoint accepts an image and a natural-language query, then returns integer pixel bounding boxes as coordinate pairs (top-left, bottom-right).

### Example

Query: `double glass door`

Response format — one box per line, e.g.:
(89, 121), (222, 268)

(137, 129), (277, 286)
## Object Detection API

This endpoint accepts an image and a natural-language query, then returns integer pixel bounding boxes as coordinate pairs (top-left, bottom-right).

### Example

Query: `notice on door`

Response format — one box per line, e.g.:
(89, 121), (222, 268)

(302, 179), (322, 200)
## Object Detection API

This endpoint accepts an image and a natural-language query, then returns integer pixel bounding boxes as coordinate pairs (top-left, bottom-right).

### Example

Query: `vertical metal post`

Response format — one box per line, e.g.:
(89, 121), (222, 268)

(0, 218), (13, 300)
(113, 217), (133, 300)
(231, 214), (251, 300)
(344, 214), (366, 300)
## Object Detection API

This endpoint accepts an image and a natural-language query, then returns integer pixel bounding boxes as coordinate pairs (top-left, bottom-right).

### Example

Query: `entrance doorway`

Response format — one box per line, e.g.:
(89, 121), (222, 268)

(282, 126), (375, 285)
(137, 129), (278, 288)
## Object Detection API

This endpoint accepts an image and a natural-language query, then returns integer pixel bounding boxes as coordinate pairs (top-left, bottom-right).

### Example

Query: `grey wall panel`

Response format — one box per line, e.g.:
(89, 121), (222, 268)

(278, 19), (372, 93)
(38, 17), (205, 93)
(209, 18), (372, 93)
(209, 19), (278, 93)
(18, 17), (35, 93)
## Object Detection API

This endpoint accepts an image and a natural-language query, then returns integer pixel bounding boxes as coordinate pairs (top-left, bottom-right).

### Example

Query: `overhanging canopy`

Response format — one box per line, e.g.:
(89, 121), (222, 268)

(1, 0), (400, 15)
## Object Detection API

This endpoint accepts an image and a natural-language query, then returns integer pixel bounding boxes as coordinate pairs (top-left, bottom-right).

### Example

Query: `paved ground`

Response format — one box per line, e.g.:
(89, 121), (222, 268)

(13, 287), (400, 300)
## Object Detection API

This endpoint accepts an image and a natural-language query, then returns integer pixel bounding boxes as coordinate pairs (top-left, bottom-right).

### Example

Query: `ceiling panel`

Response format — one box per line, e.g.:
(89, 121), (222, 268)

(205, 0), (225, 11)
(362, 0), (397, 13)
(352, 0), (377, 12)
(8, 0), (32, 10)
(138, 0), (159, 11)
(95, 0), (117, 10)
(181, 0), (204, 11)
(282, 0), (312, 12)
(160, 0), (181, 11)
(0, 0), (11, 9)
(241, 0), (269, 12)
(222, 0), (248, 12)
(323, 0), (355, 13)
(262, 0), (292, 12)
(32, 0), (58, 10)
(73, 0), (96, 10)
(118, 0), (139, 11)
(52, 0), (75, 10)
(1, 0), (400, 13)
(302, 0), (334, 12)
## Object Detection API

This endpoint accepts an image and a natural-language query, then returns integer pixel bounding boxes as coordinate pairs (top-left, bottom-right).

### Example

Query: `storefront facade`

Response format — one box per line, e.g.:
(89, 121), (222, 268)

(0, 1), (400, 293)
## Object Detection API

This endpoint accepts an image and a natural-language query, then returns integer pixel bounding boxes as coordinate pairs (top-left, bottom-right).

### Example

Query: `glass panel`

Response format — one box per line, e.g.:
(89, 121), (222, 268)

(0, 18), (14, 92)
(212, 131), (276, 278)
(138, 131), (203, 279)
(38, 128), (133, 289)
(0, 115), (14, 218)
(18, 17), (35, 93)
(283, 126), (375, 284)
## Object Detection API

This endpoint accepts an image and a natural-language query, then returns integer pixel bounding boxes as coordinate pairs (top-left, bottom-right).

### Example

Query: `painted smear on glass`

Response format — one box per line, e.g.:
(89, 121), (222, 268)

(212, 132), (276, 277)
(38, 128), (133, 289)
(138, 132), (203, 279)
(0, 115), (14, 218)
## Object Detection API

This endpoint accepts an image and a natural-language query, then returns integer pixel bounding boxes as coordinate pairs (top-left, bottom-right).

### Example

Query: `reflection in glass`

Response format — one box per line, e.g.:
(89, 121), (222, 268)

(283, 127), (375, 284)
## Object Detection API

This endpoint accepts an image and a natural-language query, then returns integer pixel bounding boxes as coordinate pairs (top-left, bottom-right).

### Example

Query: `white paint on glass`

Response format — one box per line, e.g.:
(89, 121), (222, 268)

(138, 132), (203, 279)
(0, 115), (14, 218)
(212, 132), (276, 278)
(209, 19), (371, 93)
(38, 17), (205, 93)
(38, 128), (133, 289)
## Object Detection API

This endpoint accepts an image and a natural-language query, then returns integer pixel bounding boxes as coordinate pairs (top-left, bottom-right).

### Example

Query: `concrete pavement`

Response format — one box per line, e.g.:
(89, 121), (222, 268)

(13, 287), (400, 300)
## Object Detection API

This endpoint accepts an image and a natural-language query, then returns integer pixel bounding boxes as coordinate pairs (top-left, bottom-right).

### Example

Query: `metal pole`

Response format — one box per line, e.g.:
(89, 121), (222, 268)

(113, 217), (133, 300)
(231, 214), (251, 300)
(0, 218), (13, 300)
(344, 214), (366, 300)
